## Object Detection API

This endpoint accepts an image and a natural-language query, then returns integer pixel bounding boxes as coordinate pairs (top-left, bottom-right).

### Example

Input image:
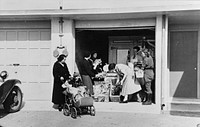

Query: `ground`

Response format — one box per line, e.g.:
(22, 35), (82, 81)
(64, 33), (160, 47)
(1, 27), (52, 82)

(0, 101), (200, 127)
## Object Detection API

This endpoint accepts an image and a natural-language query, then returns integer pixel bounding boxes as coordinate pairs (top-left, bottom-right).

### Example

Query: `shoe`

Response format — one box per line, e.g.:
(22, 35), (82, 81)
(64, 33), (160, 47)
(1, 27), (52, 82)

(58, 104), (63, 112)
(142, 101), (152, 105)
(119, 95), (124, 102)
(52, 104), (59, 109)
(119, 100), (128, 103)
(142, 94), (152, 105)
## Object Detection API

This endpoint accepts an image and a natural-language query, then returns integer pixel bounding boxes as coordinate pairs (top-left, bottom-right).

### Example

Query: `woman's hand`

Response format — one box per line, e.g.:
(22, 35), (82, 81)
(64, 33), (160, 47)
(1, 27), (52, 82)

(116, 81), (120, 86)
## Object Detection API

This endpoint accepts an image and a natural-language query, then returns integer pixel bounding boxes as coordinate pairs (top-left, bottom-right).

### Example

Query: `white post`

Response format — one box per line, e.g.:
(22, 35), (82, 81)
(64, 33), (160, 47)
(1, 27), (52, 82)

(51, 18), (75, 75)
(155, 15), (163, 113)
(50, 18), (60, 97)
(161, 15), (169, 112)
(62, 19), (75, 74)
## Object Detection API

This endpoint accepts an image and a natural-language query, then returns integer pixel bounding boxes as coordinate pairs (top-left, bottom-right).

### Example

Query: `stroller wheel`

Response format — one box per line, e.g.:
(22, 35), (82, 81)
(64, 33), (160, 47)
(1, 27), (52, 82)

(90, 106), (96, 116)
(63, 104), (70, 116)
(77, 107), (82, 115)
(71, 107), (77, 119)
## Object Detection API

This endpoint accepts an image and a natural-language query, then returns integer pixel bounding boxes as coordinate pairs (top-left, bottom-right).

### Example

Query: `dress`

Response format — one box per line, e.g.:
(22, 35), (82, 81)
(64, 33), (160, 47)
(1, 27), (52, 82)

(79, 58), (96, 95)
(52, 61), (71, 105)
(116, 64), (141, 96)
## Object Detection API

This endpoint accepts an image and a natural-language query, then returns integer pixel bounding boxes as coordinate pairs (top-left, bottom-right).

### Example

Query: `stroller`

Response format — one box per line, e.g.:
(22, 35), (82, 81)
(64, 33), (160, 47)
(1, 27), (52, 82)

(62, 74), (95, 119)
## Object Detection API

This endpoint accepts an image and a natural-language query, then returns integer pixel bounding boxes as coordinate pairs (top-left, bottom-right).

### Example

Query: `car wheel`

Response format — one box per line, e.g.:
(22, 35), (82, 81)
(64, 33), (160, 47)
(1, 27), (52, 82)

(3, 86), (23, 113)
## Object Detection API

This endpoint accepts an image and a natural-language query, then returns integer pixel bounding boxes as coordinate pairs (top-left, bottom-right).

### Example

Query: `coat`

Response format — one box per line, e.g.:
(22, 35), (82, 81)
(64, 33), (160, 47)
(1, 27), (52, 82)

(52, 61), (71, 104)
(143, 56), (154, 82)
(79, 58), (95, 95)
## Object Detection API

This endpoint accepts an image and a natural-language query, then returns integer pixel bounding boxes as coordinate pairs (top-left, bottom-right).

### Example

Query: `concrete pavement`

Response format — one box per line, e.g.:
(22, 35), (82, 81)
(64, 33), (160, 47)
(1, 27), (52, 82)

(21, 100), (160, 113)
(0, 100), (200, 127)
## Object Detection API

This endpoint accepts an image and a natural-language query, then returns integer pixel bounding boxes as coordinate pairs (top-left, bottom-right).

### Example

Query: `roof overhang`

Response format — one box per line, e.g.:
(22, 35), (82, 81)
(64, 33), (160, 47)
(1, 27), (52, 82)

(0, 6), (200, 25)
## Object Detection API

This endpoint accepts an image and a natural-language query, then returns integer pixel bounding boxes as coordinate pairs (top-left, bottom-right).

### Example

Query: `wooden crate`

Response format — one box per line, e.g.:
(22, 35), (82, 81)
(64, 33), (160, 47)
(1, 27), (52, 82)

(110, 95), (120, 102)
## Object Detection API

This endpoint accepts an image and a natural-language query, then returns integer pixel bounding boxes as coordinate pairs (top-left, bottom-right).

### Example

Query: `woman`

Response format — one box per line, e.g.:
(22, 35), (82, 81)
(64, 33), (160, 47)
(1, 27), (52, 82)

(108, 63), (141, 103)
(52, 54), (71, 110)
(90, 51), (103, 73)
(79, 51), (96, 96)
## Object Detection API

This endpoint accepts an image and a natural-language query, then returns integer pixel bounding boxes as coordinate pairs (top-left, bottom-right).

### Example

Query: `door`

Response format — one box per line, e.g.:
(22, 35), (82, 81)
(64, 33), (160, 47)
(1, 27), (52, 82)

(109, 36), (134, 64)
(170, 31), (197, 98)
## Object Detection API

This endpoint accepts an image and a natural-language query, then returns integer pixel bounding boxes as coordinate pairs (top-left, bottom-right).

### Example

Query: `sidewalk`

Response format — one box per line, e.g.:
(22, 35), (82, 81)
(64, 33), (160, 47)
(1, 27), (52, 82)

(1, 100), (200, 127)
(21, 100), (160, 114)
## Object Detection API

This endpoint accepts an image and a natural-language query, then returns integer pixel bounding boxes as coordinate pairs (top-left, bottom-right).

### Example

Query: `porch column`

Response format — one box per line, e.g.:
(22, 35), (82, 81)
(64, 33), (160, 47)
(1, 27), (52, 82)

(63, 19), (75, 74)
(155, 15), (163, 112)
(161, 15), (169, 111)
(51, 18), (75, 75)
(51, 18), (60, 97)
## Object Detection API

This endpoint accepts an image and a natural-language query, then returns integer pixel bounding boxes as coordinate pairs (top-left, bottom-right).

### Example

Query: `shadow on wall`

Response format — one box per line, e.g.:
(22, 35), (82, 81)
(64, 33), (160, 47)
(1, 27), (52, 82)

(170, 70), (197, 98)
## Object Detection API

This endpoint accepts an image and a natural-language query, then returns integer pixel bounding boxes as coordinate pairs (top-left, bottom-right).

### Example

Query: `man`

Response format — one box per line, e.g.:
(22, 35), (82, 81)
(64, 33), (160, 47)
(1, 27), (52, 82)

(142, 48), (154, 105)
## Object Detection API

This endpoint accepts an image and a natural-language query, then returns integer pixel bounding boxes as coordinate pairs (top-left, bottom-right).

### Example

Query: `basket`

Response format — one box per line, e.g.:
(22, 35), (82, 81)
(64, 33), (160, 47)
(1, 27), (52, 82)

(74, 97), (94, 107)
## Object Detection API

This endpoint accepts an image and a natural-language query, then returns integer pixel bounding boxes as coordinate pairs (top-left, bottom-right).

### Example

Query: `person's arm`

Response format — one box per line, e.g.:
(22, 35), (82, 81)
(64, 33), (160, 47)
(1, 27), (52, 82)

(116, 69), (126, 85)
(83, 60), (95, 77)
(120, 71), (127, 85)
(63, 63), (72, 81)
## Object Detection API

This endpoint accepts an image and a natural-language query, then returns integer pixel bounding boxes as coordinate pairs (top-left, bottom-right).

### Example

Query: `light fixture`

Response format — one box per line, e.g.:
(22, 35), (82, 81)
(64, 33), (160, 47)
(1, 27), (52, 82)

(58, 17), (65, 49)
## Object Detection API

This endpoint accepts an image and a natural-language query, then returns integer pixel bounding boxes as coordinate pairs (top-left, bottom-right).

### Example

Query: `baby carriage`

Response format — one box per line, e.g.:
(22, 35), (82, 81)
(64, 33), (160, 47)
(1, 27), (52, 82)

(62, 75), (95, 119)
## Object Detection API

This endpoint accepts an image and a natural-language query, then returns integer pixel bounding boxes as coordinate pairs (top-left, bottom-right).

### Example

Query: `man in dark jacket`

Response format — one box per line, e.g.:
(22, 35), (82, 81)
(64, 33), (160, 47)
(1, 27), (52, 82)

(52, 54), (71, 110)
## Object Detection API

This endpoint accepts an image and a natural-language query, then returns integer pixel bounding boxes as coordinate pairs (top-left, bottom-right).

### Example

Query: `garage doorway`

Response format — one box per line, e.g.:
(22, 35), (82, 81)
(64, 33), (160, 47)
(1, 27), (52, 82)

(75, 28), (156, 102)
(75, 29), (155, 64)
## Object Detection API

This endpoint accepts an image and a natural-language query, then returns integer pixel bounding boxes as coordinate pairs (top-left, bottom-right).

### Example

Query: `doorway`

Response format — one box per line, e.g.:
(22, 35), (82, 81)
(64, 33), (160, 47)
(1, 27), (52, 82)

(170, 31), (198, 98)
(75, 28), (155, 100)
(75, 29), (155, 65)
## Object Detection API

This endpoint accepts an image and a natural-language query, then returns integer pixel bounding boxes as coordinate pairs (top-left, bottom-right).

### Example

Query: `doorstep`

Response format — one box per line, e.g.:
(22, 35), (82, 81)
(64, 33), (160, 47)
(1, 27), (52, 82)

(169, 99), (200, 117)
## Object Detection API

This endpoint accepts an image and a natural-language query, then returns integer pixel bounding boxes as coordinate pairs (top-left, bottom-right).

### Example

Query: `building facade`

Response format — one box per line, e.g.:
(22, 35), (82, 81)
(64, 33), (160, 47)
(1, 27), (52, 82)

(1, 0), (200, 114)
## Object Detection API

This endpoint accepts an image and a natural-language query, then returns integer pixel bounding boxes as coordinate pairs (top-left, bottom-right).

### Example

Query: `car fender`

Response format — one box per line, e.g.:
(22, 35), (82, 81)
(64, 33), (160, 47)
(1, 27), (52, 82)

(0, 79), (21, 104)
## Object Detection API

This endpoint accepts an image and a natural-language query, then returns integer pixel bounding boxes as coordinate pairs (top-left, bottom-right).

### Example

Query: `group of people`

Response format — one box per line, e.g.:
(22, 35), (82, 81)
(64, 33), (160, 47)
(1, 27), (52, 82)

(109, 46), (154, 105)
(51, 46), (155, 110)
(51, 51), (102, 110)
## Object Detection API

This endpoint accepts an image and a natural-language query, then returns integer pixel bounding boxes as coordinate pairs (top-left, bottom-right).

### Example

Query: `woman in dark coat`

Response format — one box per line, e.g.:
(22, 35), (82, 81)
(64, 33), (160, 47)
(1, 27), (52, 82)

(52, 54), (71, 110)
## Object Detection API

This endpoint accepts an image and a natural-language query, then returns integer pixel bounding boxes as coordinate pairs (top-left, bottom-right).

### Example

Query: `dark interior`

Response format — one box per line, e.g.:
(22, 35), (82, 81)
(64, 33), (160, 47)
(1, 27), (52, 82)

(75, 28), (155, 65)
(75, 28), (156, 103)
